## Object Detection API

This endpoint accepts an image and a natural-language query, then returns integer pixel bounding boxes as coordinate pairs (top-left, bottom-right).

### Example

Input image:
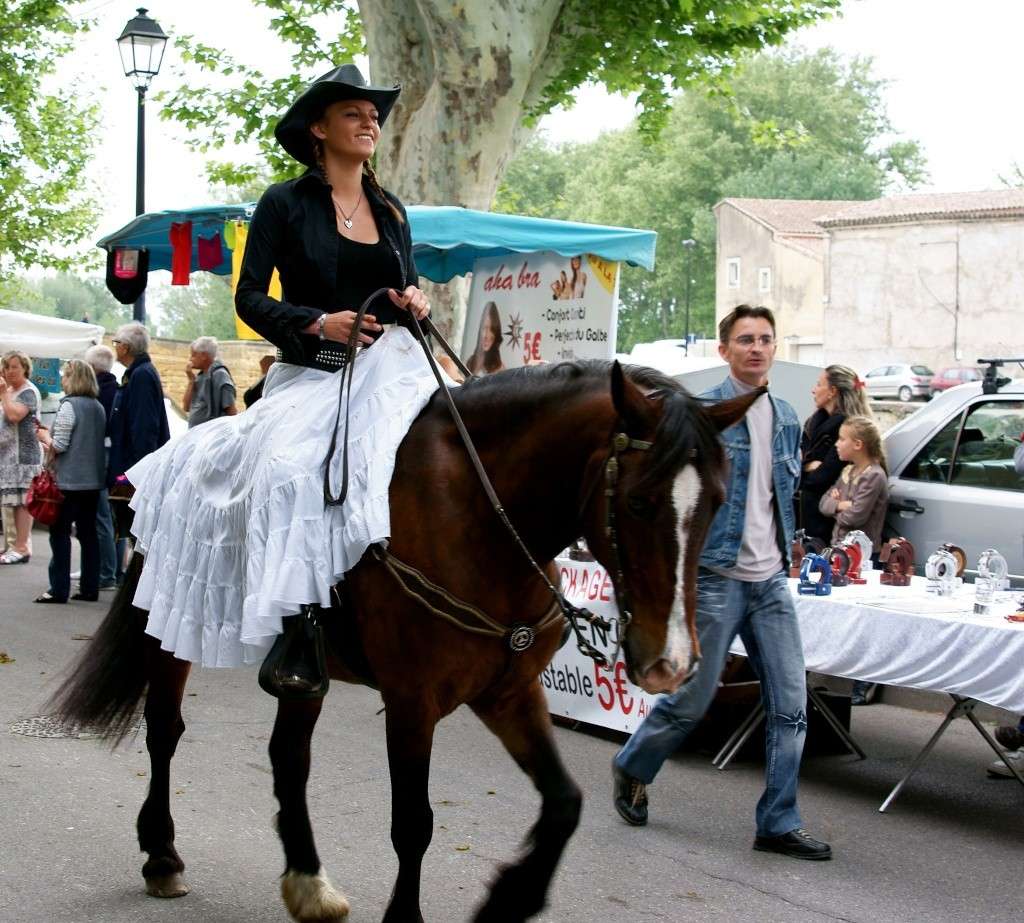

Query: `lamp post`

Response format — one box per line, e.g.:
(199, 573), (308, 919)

(682, 238), (696, 355)
(117, 7), (168, 324)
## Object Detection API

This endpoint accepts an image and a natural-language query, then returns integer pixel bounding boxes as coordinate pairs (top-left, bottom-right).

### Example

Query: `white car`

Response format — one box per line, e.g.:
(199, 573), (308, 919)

(863, 363), (935, 402)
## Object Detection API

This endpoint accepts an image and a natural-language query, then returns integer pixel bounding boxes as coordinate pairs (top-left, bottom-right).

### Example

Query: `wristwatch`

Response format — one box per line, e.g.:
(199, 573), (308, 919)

(317, 313), (327, 341)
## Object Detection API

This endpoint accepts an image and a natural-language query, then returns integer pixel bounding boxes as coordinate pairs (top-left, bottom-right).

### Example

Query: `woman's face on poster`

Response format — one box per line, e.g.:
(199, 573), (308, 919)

(481, 320), (496, 352)
(570, 256), (581, 271)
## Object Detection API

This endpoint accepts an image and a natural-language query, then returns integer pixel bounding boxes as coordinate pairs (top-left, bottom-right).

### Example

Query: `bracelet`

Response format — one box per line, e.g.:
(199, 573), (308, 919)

(317, 313), (327, 341)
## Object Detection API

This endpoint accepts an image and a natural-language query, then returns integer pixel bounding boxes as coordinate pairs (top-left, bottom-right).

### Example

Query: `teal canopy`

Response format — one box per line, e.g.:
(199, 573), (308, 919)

(97, 204), (657, 283)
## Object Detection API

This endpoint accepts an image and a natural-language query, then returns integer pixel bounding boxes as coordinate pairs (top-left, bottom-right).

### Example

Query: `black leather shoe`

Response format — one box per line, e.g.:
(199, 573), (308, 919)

(612, 761), (648, 826)
(754, 828), (832, 860)
(258, 606), (330, 700)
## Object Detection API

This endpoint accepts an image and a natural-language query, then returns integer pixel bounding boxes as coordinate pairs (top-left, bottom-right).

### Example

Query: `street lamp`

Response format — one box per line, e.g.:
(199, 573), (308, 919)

(682, 238), (696, 355)
(117, 7), (168, 324)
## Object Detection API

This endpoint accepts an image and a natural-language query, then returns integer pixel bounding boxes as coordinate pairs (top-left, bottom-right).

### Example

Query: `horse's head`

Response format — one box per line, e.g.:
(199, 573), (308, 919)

(581, 362), (761, 696)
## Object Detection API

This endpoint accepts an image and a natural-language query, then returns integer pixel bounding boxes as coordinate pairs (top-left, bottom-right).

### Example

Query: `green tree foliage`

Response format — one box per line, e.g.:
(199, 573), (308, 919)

(158, 275), (238, 342)
(495, 48), (927, 351)
(0, 2), (100, 270)
(159, 0), (841, 194)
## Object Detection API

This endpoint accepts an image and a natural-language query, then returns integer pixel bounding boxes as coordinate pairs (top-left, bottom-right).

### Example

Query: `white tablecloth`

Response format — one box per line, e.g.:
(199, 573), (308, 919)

(775, 574), (1024, 713)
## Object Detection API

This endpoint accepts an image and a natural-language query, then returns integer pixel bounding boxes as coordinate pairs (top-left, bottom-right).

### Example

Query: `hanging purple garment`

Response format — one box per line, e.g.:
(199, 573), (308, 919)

(197, 231), (224, 271)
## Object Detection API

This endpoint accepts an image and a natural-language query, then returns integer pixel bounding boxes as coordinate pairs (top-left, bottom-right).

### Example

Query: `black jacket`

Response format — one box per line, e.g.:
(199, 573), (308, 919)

(798, 408), (846, 543)
(235, 169), (417, 364)
(107, 353), (170, 485)
(96, 370), (118, 421)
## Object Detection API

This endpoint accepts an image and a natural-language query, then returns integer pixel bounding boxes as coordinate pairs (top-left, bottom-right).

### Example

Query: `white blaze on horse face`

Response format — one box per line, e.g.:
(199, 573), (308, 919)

(663, 465), (701, 669)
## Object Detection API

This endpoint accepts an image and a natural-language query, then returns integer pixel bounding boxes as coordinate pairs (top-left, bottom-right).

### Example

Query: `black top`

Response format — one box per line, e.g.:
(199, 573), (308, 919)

(235, 169), (416, 365)
(798, 408), (846, 543)
(336, 234), (404, 340)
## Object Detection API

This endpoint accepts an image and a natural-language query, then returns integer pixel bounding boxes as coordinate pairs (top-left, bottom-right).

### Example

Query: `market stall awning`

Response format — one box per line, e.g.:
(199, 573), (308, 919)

(96, 204), (657, 283)
(0, 310), (105, 358)
(407, 206), (657, 281)
(96, 204), (251, 276)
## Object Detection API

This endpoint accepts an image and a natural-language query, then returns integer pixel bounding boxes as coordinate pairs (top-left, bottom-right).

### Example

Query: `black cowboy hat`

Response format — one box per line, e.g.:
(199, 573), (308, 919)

(274, 63), (401, 167)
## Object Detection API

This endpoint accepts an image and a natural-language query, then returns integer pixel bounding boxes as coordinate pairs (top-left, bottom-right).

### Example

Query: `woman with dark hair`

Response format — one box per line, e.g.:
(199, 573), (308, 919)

(569, 255), (587, 298)
(798, 364), (873, 545)
(467, 301), (505, 374)
(121, 64), (437, 693)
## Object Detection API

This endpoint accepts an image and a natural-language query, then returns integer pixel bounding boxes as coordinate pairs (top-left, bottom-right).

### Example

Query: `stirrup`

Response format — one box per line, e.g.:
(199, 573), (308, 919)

(258, 605), (330, 700)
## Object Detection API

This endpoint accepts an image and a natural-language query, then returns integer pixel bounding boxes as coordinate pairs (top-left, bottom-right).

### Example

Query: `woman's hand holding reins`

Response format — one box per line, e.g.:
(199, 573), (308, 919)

(310, 311), (382, 346)
(389, 285), (430, 320)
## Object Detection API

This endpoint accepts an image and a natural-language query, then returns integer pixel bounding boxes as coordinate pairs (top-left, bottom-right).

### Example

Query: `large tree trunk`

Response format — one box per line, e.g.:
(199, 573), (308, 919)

(357, 0), (571, 344)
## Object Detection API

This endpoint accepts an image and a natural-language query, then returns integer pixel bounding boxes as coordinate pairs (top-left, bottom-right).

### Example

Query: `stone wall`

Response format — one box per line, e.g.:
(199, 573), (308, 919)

(105, 335), (275, 409)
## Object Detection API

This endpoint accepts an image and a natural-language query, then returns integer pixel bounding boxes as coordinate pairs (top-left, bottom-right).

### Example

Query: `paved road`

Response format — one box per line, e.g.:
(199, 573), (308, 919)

(1, 551), (1022, 923)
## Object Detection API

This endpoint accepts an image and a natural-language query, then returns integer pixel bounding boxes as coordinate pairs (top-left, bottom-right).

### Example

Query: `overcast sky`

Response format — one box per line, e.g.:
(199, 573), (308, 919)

(60, 0), (1024, 276)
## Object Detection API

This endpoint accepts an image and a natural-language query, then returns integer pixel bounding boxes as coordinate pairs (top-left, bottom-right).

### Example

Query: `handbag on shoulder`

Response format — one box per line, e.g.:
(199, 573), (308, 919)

(26, 468), (64, 525)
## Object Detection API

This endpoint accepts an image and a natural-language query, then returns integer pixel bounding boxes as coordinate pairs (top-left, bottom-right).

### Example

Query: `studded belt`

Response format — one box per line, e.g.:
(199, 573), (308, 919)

(278, 324), (399, 373)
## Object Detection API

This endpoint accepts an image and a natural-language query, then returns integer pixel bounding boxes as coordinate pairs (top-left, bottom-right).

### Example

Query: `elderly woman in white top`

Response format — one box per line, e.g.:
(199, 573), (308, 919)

(0, 350), (43, 564)
(34, 360), (107, 603)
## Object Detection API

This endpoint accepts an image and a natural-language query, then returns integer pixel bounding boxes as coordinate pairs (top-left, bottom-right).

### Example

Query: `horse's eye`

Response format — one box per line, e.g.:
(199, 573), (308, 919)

(627, 496), (655, 519)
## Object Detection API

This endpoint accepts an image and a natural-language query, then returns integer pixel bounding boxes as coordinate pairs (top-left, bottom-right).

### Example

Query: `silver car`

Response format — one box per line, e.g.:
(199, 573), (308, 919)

(864, 363), (935, 402)
(883, 376), (1024, 581)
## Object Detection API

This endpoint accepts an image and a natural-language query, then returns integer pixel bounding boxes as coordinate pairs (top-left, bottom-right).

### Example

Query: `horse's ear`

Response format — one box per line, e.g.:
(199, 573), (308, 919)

(611, 361), (654, 432)
(703, 387), (767, 433)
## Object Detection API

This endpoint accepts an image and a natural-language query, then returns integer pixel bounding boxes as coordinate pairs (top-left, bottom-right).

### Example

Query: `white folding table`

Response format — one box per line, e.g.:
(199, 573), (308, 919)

(724, 574), (1024, 810)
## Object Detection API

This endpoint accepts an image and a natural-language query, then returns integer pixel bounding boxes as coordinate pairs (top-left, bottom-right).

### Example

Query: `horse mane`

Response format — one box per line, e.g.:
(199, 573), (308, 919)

(447, 360), (722, 494)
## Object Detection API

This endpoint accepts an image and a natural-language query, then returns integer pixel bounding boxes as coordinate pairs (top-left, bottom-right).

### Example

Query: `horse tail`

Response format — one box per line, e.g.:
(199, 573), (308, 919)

(47, 553), (151, 743)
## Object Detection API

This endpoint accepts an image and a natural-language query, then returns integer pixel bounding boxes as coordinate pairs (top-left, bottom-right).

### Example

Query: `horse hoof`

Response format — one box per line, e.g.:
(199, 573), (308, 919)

(145, 873), (190, 898)
(281, 868), (350, 923)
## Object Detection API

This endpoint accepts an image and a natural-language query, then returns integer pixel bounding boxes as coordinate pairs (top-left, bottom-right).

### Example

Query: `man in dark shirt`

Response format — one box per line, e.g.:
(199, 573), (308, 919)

(183, 337), (238, 427)
(244, 354), (276, 407)
(107, 323), (170, 548)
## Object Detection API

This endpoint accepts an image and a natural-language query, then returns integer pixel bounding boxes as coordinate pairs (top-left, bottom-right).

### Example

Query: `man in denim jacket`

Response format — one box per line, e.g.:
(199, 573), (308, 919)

(612, 305), (831, 861)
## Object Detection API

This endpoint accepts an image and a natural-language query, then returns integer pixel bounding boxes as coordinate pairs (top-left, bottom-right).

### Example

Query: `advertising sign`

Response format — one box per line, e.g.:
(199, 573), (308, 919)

(545, 558), (665, 733)
(461, 251), (620, 374)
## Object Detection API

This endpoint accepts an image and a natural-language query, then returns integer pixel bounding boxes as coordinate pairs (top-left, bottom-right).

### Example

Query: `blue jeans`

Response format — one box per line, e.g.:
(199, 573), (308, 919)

(615, 569), (807, 837)
(95, 488), (117, 585)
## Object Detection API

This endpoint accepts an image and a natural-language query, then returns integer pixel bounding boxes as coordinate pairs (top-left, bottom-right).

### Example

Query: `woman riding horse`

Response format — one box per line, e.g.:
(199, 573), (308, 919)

(49, 62), (764, 923)
(125, 64), (435, 693)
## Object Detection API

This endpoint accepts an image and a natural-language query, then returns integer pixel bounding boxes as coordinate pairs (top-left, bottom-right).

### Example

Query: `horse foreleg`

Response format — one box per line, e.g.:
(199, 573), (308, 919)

(270, 697), (350, 923)
(137, 638), (192, 898)
(471, 681), (582, 923)
(381, 697), (438, 923)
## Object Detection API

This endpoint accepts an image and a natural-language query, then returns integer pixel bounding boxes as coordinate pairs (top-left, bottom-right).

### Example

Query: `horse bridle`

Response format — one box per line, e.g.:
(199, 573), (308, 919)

(321, 286), (657, 669)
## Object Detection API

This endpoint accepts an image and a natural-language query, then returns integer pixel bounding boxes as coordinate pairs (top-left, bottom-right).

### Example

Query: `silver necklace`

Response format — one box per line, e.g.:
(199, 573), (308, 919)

(332, 189), (363, 229)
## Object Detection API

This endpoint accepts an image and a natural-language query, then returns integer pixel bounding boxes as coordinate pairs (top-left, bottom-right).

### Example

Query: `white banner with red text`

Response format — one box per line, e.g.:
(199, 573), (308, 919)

(460, 251), (620, 375)
(546, 557), (665, 733)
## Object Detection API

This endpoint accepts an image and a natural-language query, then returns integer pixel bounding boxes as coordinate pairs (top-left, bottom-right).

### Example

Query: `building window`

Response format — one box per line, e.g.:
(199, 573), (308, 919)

(758, 267), (771, 294)
(727, 258), (740, 288)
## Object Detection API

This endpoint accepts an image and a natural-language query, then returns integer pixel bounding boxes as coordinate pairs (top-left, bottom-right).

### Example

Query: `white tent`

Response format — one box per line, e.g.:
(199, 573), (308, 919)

(0, 310), (105, 359)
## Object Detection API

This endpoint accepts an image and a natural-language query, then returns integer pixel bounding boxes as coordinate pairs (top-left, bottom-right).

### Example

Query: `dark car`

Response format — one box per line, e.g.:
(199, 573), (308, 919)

(929, 366), (984, 397)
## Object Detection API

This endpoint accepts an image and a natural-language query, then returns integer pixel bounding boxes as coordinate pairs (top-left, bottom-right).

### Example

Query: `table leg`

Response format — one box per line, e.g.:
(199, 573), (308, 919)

(808, 687), (866, 760)
(878, 695), (969, 813)
(959, 698), (1024, 786)
(712, 702), (765, 770)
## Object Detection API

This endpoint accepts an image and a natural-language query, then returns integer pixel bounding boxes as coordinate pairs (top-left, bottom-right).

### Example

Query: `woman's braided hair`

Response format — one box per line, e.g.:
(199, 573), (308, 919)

(311, 136), (404, 226)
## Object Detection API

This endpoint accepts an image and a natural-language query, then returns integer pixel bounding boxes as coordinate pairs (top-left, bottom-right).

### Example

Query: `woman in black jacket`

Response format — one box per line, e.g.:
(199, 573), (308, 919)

(120, 65), (438, 694)
(799, 365), (873, 545)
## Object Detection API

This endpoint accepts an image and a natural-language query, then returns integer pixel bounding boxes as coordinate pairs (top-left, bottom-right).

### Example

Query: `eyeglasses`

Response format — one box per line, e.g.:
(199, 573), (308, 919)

(731, 335), (775, 348)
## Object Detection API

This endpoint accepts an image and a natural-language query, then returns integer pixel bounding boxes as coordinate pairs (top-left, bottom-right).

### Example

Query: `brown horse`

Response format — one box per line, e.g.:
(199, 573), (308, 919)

(50, 360), (757, 923)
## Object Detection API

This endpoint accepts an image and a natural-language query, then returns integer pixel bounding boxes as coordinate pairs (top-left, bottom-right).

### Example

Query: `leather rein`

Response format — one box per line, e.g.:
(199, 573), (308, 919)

(321, 287), (653, 668)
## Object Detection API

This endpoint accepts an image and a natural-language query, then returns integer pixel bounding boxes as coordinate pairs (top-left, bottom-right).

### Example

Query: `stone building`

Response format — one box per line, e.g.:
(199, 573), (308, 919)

(713, 198), (857, 365)
(819, 190), (1024, 373)
(715, 190), (1024, 373)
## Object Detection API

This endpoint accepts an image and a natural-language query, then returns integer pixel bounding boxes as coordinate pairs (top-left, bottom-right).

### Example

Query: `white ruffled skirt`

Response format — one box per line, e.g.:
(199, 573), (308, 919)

(127, 328), (441, 667)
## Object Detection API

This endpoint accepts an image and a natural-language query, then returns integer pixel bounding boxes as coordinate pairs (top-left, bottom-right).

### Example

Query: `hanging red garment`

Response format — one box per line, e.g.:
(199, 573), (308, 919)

(169, 221), (193, 285)
(197, 231), (224, 271)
